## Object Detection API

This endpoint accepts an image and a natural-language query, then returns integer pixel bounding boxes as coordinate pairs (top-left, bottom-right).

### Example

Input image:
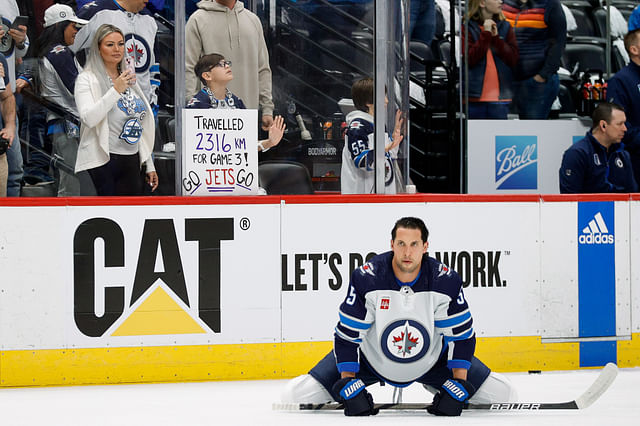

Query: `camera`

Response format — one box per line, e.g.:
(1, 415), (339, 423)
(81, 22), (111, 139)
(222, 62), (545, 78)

(0, 137), (9, 155)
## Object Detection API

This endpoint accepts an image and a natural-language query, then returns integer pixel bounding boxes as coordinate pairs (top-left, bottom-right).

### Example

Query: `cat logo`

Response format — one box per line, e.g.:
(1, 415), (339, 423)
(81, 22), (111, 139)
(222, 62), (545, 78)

(73, 217), (233, 337)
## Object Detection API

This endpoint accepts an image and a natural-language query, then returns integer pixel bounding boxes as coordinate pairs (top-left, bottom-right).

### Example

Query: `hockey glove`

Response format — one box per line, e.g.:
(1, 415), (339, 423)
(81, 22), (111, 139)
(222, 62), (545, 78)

(331, 378), (379, 416)
(427, 378), (475, 416)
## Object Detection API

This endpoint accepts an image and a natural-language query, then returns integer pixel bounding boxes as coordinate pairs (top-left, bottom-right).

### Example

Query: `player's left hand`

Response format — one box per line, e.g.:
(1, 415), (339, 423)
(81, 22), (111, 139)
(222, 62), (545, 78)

(427, 378), (475, 416)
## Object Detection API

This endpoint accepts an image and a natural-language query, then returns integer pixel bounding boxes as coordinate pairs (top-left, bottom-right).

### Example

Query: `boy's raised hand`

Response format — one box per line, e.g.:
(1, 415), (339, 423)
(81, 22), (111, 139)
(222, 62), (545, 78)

(386, 109), (404, 152)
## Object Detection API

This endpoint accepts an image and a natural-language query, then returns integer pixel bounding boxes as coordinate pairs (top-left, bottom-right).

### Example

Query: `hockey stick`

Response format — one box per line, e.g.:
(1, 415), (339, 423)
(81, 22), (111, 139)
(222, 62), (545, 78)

(273, 362), (618, 412)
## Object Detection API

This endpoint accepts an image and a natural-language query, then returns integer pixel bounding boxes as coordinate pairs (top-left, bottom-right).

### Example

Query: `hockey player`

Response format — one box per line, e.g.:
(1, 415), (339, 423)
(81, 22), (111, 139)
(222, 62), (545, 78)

(71, 0), (160, 115)
(340, 77), (403, 194)
(281, 217), (517, 416)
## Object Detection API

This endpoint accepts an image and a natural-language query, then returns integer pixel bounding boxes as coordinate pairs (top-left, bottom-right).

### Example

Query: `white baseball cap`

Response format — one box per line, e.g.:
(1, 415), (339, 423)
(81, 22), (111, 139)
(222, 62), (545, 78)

(44, 4), (89, 28)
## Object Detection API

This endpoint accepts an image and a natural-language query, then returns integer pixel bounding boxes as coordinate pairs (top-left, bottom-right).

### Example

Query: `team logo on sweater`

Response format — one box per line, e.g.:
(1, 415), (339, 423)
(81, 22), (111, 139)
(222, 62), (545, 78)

(494, 135), (537, 190)
(125, 34), (151, 72)
(381, 320), (429, 363)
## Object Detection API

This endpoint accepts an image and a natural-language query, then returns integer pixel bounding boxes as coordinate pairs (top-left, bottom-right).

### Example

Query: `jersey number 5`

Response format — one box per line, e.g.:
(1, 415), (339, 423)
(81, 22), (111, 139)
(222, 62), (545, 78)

(346, 286), (357, 305)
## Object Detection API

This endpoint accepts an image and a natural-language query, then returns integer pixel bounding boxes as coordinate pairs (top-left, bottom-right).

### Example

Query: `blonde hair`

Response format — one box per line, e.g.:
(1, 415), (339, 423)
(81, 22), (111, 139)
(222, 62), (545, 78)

(84, 24), (127, 94)
(466, 0), (505, 23)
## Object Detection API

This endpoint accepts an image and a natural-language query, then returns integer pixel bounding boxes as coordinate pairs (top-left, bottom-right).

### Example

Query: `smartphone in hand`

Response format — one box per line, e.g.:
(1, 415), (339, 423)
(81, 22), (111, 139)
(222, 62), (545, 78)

(11, 16), (27, 30)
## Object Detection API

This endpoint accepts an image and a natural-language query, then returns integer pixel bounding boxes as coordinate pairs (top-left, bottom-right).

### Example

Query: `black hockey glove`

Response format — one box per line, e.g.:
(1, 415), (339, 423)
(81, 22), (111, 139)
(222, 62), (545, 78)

(427, 378), (475, 416)
(332, 378), (379, 416)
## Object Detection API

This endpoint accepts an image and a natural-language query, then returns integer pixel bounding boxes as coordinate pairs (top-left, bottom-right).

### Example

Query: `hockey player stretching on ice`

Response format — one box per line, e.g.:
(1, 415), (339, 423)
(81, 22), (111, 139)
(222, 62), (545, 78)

(281, 217), (517, 416)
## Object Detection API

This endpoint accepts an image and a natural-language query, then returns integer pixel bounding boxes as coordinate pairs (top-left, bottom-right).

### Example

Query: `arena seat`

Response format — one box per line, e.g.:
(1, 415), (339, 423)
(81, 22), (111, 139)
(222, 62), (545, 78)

(562, 43), (607, 74)
(568, 8), (597, 37)
(258, 161), (315, 195)
(410, 41), (435, 74)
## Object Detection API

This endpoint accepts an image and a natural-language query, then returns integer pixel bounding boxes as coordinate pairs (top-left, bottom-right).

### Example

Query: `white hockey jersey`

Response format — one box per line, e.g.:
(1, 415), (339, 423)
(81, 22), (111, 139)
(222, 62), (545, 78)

(340, 110), (397, 194)
(334, 252), (476, 385)
(72, 2), (159, 107)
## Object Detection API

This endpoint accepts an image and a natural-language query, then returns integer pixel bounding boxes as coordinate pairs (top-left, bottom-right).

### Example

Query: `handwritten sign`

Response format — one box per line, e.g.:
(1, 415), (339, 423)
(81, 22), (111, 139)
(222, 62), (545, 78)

(182, 108), (258, 195)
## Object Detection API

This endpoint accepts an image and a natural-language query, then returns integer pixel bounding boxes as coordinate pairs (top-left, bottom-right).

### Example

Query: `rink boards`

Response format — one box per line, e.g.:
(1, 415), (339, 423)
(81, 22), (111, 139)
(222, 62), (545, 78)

(0, 194), (639, 387)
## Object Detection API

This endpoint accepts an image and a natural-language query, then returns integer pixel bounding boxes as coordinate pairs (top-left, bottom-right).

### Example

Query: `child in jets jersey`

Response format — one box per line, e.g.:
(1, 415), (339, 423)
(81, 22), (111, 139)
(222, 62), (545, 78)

(341, 77), (404, 194)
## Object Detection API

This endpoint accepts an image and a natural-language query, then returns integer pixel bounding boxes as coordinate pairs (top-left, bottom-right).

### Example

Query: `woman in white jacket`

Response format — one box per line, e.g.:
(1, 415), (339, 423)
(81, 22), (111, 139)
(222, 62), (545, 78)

(74, 24), (158, 195)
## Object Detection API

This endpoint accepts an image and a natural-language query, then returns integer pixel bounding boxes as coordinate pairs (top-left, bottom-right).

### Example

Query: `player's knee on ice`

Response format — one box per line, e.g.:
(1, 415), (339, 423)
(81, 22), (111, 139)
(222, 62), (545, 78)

(281, 374), (334, 403)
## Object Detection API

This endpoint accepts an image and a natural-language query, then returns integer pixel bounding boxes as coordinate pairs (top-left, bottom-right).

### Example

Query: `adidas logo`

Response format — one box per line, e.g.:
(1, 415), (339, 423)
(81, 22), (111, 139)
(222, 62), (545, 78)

(579, 212), (614, 245)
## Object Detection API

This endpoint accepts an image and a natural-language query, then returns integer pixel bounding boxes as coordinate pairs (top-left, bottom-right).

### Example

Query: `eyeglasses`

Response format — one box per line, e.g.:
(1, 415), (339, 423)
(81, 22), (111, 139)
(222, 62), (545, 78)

(213, 60), (232, 68)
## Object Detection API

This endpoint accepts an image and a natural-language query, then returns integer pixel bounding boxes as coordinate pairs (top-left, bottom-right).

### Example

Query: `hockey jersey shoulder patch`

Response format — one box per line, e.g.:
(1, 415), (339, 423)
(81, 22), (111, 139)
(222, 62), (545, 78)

(437, 263), (451, 278)
(358, 262), (376, 277)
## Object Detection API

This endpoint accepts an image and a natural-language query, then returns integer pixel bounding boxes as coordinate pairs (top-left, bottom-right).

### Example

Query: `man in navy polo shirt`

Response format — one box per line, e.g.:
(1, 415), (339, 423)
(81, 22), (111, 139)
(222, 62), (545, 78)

(559, 103), (637, 193)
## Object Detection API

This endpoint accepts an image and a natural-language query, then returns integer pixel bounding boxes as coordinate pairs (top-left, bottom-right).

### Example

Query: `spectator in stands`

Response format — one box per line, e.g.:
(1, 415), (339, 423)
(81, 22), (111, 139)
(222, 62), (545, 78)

(341, 77), (404, 194)
(74, 24), (157, 195)
(187, 54), (286, 153)
(0, 57), (17, 197)
(38, 3), (96, 196)
(185, 0), (274, 130)
(0, 0), (29, 196)
(463, 0), (518, 119)
(559, 102), (637, 193)
(72, 0), (161, 116)
(606, 29), (640, 184)
(410, 0), (436, 46)
(502, 0), (566, 119)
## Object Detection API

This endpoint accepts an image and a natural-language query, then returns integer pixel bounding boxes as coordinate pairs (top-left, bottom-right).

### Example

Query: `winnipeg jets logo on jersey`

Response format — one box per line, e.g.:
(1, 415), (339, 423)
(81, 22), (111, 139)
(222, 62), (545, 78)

(437, 263), (451, 278)
(358, 262), (375, 276)
(125, 35), (151, 72)
(50, 45), (67, 55)
(380, 320), (430, 363)
(349, 120), (364, 130)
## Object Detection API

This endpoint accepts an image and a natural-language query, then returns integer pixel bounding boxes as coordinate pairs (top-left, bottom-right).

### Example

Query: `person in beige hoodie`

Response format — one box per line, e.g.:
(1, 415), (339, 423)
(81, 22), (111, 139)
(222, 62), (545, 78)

(186, 0), (274, 130)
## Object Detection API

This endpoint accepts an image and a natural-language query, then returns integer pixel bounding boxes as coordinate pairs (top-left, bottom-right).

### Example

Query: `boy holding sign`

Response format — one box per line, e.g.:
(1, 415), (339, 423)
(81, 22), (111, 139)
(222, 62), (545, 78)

(187, 54), (285, 153)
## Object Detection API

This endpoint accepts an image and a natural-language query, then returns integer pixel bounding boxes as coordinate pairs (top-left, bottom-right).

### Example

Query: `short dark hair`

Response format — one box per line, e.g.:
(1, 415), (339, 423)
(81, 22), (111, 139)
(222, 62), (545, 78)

(624, 29), (640, 54)
(591, 102), (625, 130)
(351, 77), (374, 112)
(194, 53), (225, 86)
(391, 217), (429, 243)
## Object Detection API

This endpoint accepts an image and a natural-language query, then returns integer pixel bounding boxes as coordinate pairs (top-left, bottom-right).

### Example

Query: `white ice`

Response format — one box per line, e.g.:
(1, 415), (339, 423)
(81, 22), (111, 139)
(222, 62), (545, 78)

(0, 368), (638, 425)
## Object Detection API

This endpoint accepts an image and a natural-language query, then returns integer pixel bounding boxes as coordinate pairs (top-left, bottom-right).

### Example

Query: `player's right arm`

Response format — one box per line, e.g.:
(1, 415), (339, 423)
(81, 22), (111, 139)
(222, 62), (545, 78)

(333, 266), (374, 375)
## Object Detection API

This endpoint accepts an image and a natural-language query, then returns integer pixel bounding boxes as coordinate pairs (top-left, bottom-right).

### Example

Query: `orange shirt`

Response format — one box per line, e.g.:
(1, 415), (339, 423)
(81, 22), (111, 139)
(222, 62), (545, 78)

(470, 36), (511, 103)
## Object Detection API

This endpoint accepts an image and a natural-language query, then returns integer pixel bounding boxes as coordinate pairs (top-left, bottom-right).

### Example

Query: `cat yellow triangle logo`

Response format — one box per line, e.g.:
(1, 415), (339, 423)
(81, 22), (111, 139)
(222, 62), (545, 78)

(112, 286), (207, 336)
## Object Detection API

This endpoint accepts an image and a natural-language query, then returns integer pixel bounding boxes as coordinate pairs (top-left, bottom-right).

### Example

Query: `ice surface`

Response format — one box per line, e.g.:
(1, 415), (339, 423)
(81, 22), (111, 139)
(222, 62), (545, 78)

(0, 368), (637, 425)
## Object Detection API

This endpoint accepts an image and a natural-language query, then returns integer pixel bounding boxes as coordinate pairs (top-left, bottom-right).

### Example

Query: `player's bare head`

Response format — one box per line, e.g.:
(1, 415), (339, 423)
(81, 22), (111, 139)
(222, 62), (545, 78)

(392, 217), (429, 243)
(591, 102), (625, 130)
(624, 29), (640, 55)
(352, 77), (374, 112)
(195, 53), (226, 86)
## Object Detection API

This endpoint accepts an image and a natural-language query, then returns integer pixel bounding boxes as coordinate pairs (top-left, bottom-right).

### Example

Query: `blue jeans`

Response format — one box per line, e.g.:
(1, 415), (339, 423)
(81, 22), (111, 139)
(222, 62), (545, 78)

(409, 0), (436, 45)
(468, 102), (510, 119)
(512, 74), (560, 120)
(6, 116), (23, 197)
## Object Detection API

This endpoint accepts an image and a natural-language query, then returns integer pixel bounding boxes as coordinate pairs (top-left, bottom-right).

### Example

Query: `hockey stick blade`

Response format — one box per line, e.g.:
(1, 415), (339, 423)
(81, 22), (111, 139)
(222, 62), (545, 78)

(273, 362), (618, 412)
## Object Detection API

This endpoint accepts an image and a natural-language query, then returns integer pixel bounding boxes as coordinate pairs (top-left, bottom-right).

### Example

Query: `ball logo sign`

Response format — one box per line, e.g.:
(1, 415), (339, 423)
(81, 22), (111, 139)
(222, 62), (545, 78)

(494, 136), (538, 190)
